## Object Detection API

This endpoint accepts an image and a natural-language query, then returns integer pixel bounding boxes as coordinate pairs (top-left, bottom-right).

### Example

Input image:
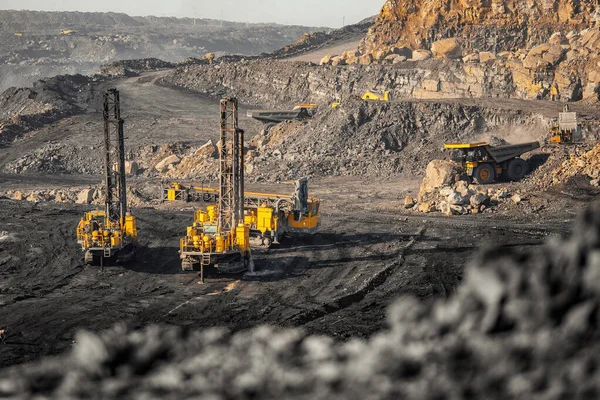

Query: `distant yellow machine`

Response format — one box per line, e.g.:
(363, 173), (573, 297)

(14, 33), (23, 37)
(549, 105), (581, 144)
(60, 29), (78, 35)
(362, 90), (391, 102)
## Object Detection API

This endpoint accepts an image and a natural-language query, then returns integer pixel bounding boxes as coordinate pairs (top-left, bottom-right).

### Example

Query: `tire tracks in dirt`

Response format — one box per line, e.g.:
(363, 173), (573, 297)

(288, 226), (427, 326)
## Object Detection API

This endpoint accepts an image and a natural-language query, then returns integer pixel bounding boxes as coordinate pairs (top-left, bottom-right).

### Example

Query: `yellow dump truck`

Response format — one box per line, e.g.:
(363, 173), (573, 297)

(444, 141), (540, 184)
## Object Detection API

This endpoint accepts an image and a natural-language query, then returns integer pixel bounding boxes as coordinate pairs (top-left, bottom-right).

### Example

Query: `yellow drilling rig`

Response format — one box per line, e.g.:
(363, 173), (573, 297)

(164, 178), (320, 248)
(179, 97), (253, 280)
(76, 89), (138, 265)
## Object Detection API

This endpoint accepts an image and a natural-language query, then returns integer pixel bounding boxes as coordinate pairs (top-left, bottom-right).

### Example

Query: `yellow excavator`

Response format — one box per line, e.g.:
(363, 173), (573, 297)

(179, 97), (253, 279)
(76, 89), (138, 265)
(362, 90), (391, 102)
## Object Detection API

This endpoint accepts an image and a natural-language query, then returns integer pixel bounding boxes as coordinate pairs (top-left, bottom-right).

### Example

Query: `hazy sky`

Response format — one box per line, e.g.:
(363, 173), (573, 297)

(0, 0), (384, 27)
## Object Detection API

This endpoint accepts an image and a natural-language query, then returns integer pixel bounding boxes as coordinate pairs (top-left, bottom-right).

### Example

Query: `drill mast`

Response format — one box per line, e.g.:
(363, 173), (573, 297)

(218, 97), (244, 232)
(103, 88), (127, 227)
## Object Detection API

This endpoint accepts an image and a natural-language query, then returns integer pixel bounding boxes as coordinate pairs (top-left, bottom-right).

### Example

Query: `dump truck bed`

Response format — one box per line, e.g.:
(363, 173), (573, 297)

(247, 109), (310, 123)
(486, 141), (540, 163)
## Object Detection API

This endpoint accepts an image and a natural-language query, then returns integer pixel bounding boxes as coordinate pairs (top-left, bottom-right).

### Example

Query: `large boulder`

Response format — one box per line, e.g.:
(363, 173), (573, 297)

(76, 189), (96, 204)
(358, 54), (374, 65)
(319, 54), (333, 66)
(479, 51), (496, 62)
(331, 56), (346, 66)
(194, 140), (216, 158)
(470, 192), (491, 209)
(342, 50), (360, 64)
(155, 155), (181, 172)
(11, 191), (24, 201)
(431, 38), (463, 59)
(581, 29), (600, 50)
(447, 190), (469, 206)
(411, 49), (432, 61)
(523, 44), (564, 69)
(124, 161), (139, 176)
(418, 160), (463, 201)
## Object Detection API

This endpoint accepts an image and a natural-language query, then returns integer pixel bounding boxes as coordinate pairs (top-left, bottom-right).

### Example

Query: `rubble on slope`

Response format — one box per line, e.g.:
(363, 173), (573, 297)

(0, 185), (153, 208)
(100, 59), (176, 77)
(2, 199), (600, 399)
(551, 142), (600, 186)
(414, 160), (519, 215)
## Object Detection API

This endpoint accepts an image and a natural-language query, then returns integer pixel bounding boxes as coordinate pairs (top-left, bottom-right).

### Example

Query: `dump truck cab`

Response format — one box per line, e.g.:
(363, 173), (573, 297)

(444, 141), (540, 184)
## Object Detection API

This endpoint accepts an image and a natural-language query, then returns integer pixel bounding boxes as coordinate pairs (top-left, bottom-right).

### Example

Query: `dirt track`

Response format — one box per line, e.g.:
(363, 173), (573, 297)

(286, 39), (362, 62)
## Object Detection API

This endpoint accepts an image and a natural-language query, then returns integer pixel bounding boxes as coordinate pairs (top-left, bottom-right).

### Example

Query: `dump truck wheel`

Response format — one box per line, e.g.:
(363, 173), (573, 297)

(474, 163), (495, 184)
(507, 158), (529, 181)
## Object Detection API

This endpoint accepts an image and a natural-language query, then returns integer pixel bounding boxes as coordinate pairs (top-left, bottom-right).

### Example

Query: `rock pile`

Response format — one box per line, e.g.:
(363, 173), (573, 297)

(3, 200), (600, 399)
(414, 160), (525, 215)
(2, 187), (98, 204)
(551, 143), (600, 186)
(1, 185), (152, 207)
(100, 59), (176, 77)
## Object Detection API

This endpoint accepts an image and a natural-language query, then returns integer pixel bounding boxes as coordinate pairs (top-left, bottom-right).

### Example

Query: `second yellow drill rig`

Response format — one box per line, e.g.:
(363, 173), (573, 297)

(179, 97), (252, 279)
(76, 89), (138, 265)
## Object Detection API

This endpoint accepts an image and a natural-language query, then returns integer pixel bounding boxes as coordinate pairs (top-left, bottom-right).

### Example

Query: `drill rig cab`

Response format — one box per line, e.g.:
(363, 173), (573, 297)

(180, 97), (252, 278)
(76, 89), (138, 265)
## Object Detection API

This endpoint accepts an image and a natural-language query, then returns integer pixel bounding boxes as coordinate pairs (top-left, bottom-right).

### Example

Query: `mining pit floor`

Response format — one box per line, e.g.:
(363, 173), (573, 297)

(0, 174), (577, 368)
(0, 70), (587, 369)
